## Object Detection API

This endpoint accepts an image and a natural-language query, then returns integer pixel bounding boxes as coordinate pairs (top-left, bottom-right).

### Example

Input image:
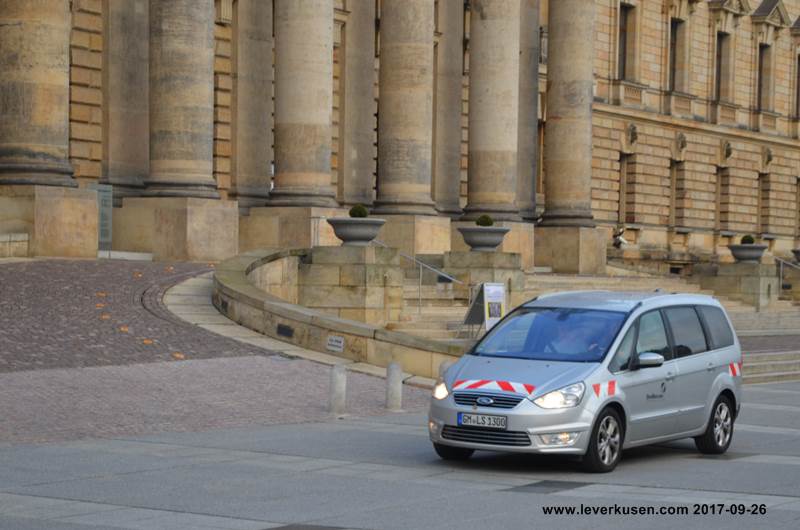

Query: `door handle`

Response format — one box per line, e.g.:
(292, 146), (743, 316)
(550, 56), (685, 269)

(665, 372), (675, 382)
(706, 362), (715, 372)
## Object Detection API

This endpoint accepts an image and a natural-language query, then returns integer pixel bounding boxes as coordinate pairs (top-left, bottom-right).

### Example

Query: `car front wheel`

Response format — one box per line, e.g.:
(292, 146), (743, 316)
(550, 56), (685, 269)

(582, 407), (623, 473)
(433, 443), (474, 461)
(694, 395), (734, 454)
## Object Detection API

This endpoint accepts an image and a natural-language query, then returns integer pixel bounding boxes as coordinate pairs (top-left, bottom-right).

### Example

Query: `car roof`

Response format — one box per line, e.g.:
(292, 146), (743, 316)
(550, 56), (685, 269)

(522, 290), (723, 313)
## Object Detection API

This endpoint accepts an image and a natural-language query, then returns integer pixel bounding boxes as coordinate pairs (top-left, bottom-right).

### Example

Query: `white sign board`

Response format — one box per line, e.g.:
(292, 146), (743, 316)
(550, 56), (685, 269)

(326, 335), (345, 353)
(482, 283), (506, 330)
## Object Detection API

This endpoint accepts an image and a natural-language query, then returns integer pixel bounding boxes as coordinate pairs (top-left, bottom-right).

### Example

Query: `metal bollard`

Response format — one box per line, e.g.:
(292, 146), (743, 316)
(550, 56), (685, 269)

(386, 362), (403, 411)
(438, 361), (454, 379)
(330, 364), (347, 415)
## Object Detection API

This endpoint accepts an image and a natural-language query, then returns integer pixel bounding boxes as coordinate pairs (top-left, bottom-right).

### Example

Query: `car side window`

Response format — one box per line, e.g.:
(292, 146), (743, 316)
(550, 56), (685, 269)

(609, 324), (636, 372)
(636, 311), (671, 360)
(697, 305), (734, 350)
(664, 306), (708, 358)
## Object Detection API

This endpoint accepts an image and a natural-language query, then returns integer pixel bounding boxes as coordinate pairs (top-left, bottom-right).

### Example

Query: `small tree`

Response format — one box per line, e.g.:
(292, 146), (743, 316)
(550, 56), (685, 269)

(348, 204), (369, 218)
(475, 214), (494, 227)
(740, 234), (755, 245)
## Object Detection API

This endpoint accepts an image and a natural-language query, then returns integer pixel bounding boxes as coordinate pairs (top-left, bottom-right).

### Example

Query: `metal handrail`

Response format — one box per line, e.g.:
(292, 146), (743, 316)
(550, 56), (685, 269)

(775, 256), (800, 293)
(372, 238), (464, 315)
(371, 239), (464, 285)
(775, 256), (800, 272)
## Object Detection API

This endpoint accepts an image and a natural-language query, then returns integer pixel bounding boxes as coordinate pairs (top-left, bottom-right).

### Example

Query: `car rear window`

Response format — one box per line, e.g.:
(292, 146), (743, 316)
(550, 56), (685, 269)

(697, 305), (735, 349)
(664, 306), (708, 357)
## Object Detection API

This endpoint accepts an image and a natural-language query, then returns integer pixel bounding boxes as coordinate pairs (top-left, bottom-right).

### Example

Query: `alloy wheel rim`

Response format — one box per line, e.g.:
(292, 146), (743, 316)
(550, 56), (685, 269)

(597, 416), (620, 465)
(713, 402), (732, 447)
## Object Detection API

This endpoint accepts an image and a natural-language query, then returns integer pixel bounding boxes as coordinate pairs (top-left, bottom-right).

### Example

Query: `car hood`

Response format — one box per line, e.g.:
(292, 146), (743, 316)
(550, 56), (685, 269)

(448, 355), (600, 398)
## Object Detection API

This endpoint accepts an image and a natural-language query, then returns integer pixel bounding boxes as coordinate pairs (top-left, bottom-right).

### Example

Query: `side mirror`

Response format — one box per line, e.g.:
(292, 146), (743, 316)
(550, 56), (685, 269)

(637, 352), (664, 369)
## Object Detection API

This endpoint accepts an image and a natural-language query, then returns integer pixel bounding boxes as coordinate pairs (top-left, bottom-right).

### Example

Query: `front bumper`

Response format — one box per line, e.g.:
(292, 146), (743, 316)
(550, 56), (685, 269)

(428, 392), (596, 454)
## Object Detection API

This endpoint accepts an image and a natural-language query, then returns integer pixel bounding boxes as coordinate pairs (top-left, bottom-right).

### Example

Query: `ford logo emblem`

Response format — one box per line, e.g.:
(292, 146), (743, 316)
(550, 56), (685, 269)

(476, 397), (494, 406)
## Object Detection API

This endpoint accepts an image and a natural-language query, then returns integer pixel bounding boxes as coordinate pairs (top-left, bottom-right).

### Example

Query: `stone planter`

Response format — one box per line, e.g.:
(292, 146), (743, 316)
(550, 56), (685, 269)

(327, 217), (385, 246)
(792, 249), (800, 263)
(457, 226), (510, 252)
(728, 244), (767, 263)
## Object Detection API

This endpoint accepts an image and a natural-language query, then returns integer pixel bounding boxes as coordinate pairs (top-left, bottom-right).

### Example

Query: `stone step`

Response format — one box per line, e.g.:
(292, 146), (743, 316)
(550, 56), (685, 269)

(403, 299), (467, 308)
(743, 350), (800, 363)
(742, 358), (800, 375)
(386, 320), (451, 331)
(743, 370), (800, 384)
(406, 329), (463, 340)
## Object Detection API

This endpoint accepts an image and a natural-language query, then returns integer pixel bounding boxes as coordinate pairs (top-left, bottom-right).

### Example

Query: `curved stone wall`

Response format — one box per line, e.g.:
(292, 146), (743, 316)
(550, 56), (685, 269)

(213, 249), (464, 378)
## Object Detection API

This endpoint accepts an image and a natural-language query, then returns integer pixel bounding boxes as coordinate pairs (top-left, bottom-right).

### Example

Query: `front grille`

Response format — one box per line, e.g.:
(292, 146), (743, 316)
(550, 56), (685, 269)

(442, 425), (531, 447)
(453, 392), (524, 409)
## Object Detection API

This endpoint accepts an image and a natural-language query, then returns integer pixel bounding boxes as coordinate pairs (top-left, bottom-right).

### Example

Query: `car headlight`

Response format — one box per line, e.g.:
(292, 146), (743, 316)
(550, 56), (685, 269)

(533, 382), (585, 409)
(432, 381), (449, 400)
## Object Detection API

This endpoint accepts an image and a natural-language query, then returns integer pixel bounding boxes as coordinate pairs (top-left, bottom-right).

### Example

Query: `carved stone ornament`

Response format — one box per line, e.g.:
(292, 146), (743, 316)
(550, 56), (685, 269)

(672, 132), (688, 161)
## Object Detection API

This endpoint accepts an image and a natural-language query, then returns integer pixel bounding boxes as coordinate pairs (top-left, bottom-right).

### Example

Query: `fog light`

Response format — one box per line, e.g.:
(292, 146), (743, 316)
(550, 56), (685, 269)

(538, 432), (579, 446)
(428, 421), (438, 433)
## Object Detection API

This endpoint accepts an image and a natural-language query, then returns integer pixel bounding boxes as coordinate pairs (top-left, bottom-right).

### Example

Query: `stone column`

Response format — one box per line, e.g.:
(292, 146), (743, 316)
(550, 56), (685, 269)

(516, 0), (540, 220)
(270, 0), (337, 207)
(0, 0), (73, 187)
(373, 0), (437, 216)
(146, 0), (218, 198)
(338, 0), (377, 207)
(105, 0), (148, 204)
(540, 0), (594, 227)
(535, 0), (605, 274)
(230, 0), (273, 209)
(433, 0), (465, 217)
(462, 0), (521, 221)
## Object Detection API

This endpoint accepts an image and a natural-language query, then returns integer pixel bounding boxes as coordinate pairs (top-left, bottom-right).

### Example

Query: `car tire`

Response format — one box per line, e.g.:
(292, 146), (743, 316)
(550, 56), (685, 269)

(433, 443), (474, 461)
(582, 407), (624, 473)
(694, 395), (734, 455)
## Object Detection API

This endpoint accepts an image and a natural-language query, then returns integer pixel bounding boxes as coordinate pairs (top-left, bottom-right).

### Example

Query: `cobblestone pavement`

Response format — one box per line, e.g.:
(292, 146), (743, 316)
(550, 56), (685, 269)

(0, 259), (429, 444)
(0, 356), (430, 445)
(0, 259), (268, 372)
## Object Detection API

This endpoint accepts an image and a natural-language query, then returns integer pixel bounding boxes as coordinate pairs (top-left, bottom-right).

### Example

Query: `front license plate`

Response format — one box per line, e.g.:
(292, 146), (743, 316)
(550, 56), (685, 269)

(458, 412), (507, 430)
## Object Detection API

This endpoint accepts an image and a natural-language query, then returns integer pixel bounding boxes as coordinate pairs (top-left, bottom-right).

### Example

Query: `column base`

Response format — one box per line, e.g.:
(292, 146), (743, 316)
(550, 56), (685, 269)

(451, 220), (535, 270)
(239, 206), (346, 252)
(376, 215), (451, 256)
(535, 225), (607, 274)
(112, 197), (238, 261)
(0, 185), (98, 258)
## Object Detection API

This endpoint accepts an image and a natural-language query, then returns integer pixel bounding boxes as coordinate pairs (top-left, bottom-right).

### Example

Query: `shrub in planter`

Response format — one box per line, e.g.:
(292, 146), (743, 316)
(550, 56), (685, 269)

(349, 204), (369, 218)
(327, 205), (385, 246)
(475, 214), (494, 227)
(728, 234), (767, 263)
(457, 215), (509, 252)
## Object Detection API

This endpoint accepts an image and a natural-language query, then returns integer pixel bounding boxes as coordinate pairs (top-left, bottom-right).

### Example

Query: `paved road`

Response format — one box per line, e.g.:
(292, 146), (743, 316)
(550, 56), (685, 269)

(1, 381), (800, 530)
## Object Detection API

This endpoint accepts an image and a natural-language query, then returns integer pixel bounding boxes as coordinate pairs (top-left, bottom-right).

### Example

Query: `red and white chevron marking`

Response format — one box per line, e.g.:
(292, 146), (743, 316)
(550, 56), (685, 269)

(452, 379), (536, 395)
(729, 361), (743, 377)
(592, 380), (617, 398)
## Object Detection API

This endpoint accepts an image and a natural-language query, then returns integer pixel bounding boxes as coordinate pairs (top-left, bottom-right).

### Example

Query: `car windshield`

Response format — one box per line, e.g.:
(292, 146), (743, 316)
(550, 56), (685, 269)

(472, 307), (628, 362)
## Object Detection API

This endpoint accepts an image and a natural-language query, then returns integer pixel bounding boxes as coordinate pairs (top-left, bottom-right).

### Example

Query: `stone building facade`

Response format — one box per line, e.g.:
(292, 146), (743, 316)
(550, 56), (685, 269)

(1, 0), (800, 273)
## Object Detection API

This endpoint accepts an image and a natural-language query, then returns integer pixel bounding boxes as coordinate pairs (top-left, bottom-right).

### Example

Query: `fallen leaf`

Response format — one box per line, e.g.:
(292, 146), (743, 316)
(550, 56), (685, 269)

(100, 313), (111, 320)
(96, 292), (106, 298)
(171, 352), (186, 360)
(95, 303), (105, 308)
(142, 339), (154, 345)
(118, 325), (129, 333)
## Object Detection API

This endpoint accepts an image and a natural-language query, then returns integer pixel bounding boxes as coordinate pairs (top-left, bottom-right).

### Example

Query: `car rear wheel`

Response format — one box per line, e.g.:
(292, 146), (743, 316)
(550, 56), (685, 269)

(694, 395), (734, 454)
(582, 408), (623, 473)
(433, 443), (474, 461)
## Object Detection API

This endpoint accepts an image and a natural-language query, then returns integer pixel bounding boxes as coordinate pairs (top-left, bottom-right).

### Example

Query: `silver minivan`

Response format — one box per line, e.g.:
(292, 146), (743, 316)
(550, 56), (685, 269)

(428, 291), (743, 472)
